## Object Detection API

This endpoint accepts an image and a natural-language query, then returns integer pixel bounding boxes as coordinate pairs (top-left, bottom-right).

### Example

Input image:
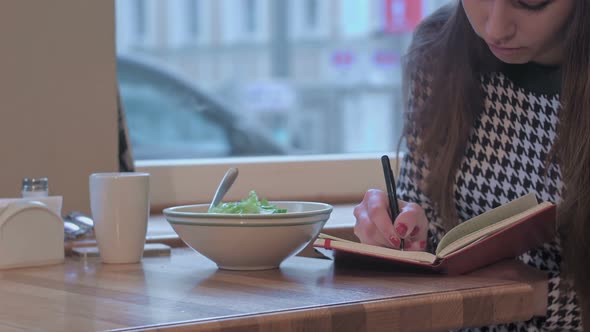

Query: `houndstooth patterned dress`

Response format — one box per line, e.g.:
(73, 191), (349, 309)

(397, 62), (583, 331)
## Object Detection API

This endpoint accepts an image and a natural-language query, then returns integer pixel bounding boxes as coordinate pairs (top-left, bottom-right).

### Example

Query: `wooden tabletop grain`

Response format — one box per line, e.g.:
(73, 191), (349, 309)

(0, 246), (547, 332)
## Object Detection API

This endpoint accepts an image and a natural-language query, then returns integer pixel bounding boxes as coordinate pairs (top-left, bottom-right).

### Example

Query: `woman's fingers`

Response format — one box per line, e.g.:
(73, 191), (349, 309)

(354, 205), (396, 248)
(393, 202), (419, 237)
(392, 201), (429, 251)
(365, 190), (399, 244)
(353, 189), (428, 251)
(354, 190), (398, 248)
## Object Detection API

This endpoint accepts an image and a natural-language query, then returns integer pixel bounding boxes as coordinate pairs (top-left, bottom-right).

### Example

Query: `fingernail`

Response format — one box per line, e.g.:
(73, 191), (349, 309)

(410, 226), (420, 237)
(419, 241), (426, 249)
(390, 236), (401, 248)
(395, 223), (408, 237)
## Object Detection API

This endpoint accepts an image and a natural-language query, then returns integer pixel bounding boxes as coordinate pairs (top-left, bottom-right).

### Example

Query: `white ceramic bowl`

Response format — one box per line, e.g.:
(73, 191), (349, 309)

(163, 201), (332, 270)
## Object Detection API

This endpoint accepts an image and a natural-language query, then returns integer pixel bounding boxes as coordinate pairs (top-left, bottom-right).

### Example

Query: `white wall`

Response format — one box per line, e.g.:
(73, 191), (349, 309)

(0, 0), (119, 214)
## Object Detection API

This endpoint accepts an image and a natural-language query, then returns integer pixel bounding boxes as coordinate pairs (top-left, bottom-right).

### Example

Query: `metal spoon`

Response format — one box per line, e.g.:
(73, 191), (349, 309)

(209, 167), (239, 211)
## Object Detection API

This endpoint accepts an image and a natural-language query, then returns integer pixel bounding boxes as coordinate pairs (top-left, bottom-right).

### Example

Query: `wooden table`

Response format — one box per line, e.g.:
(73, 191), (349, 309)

(0, 247), (547, 332)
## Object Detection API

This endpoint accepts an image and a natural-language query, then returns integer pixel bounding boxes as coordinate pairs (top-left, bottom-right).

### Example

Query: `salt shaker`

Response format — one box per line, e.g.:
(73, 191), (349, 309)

(21, 177), (49, 198)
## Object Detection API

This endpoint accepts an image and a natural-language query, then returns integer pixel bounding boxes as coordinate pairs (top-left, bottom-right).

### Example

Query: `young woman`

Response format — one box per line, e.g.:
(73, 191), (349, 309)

(353, 0), (589, 330)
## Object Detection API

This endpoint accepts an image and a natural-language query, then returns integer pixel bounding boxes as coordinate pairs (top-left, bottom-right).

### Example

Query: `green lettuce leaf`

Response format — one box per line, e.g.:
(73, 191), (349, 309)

(209, 190), (287, 214)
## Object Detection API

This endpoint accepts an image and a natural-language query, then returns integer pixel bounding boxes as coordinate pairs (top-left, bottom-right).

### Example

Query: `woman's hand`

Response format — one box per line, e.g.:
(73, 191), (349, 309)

(353, 189), (428, 251)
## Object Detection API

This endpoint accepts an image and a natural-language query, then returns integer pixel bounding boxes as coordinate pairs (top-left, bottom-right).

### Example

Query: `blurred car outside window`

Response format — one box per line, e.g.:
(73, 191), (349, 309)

(118, 54), (286, 160)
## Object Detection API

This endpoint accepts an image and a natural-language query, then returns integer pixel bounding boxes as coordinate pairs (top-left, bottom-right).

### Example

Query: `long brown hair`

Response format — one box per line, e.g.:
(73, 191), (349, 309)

(402, 0), (590, 320)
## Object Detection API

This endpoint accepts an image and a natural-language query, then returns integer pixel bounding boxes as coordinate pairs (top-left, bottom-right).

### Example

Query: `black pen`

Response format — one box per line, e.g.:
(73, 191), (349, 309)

(381, 155), (404, 251)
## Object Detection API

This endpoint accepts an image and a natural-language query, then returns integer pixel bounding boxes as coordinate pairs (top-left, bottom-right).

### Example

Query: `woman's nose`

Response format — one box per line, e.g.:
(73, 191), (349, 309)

(485, 0), (516, 45)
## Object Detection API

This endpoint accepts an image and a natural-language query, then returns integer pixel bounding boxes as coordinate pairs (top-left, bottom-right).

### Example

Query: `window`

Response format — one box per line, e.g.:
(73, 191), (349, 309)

(135, 0), (146, 38)
(166, 0), (211, 48)
(219, 0), (268, 44)
(244, 0), (257, 33)
(187, 0), (200, 38)
(340, 0), (371, 38)
(305, 0), (318, 29)
(116, 0), (158, 50)
(115, 0), (453, 206)
(289, 0), (330, 40)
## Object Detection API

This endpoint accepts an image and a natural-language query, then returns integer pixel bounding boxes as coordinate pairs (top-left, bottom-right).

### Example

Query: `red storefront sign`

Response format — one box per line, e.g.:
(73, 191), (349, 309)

(384, 0), (422, 33)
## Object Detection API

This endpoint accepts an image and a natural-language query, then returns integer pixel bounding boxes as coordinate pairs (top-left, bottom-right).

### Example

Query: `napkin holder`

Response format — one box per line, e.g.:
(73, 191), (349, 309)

(0, 198), (64, 269)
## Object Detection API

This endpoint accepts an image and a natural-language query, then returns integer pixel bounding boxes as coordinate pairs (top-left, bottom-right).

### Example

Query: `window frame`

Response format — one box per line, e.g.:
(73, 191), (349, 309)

(136, 153), (400, 210)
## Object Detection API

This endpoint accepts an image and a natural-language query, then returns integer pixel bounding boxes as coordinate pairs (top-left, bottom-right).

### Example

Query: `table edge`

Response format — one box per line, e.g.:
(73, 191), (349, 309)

(109, 282), (536, 332)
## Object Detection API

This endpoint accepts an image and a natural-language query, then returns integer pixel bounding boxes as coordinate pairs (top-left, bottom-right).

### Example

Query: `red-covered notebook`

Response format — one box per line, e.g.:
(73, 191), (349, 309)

(313, 193), (556, 275)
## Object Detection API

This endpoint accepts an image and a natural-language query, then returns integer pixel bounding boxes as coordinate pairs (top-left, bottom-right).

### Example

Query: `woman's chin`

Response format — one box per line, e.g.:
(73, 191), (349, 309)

(491, 53), (531, 65)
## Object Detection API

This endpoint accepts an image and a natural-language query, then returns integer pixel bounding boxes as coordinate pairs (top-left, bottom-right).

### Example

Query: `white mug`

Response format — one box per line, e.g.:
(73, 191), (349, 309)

(89, 172), (150, 264)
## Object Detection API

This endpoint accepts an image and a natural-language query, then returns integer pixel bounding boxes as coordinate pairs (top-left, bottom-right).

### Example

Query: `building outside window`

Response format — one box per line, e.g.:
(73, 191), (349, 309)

(115, 0), (452, 206)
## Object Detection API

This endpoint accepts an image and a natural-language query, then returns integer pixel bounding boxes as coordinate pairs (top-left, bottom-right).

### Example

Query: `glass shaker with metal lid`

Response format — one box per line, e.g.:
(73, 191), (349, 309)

(21, 177), (49, 198)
